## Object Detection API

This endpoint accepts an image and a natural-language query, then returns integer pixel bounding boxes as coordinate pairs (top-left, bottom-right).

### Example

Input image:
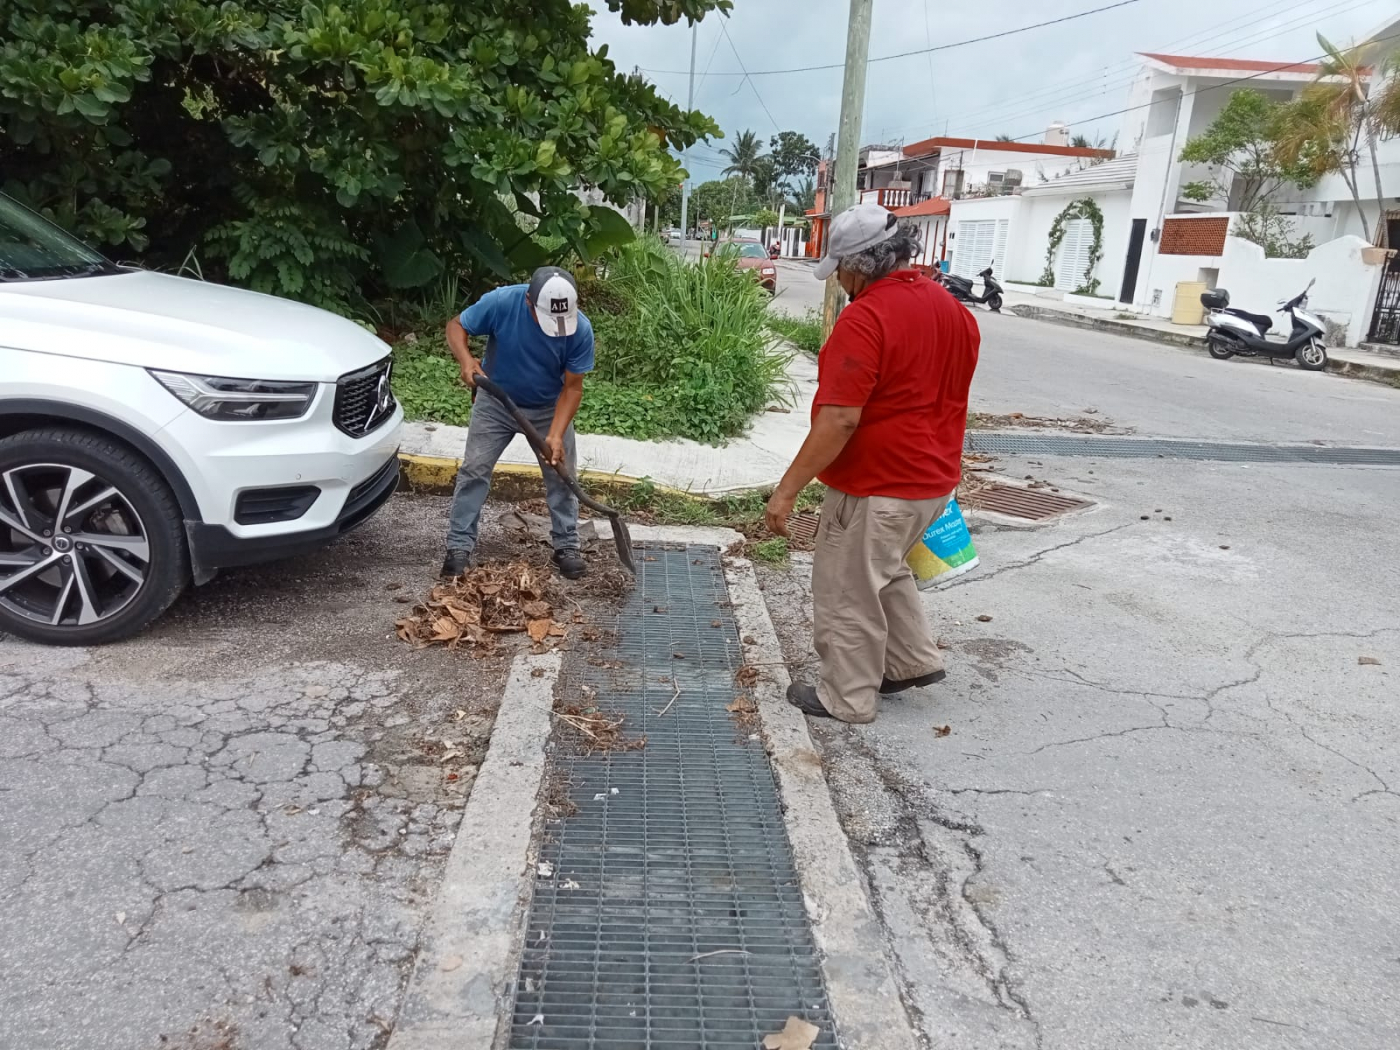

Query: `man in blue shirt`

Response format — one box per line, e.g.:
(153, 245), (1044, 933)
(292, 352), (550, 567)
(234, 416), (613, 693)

(441, 266), (595, 579)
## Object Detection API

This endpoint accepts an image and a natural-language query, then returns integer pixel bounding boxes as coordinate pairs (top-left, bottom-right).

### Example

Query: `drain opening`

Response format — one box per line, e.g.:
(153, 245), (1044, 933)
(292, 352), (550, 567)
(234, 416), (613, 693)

(962, 482), (1093, 521)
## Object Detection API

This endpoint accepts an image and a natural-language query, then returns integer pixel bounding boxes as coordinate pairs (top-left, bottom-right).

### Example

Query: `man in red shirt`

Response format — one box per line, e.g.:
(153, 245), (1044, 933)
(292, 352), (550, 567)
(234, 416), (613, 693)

(766, 203), (980, 723)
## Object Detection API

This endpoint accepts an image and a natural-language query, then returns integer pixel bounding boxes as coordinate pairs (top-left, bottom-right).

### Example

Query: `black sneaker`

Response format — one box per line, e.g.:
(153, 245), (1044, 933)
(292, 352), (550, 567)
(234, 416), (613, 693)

(552, 547), (587, 580)
(879, 669), (947, 694)
(440, 549), (473, 579)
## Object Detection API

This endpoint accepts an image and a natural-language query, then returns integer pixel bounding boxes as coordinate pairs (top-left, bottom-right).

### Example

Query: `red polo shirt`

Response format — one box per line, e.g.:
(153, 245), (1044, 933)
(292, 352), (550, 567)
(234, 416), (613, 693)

(814, 270), (980, 500)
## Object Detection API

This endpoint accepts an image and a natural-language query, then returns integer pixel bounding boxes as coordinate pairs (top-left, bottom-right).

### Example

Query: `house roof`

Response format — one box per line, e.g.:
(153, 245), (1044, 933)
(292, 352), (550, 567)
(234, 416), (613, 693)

(893, 196), (951, 217)
(1021, 154), (1138, 196)
(902, 136), (1115, 160)
(1137, 52), (1323, 76)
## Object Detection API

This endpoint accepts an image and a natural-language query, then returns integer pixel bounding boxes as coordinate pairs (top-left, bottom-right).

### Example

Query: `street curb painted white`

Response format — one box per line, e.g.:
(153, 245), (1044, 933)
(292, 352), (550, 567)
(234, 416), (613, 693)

(389, 649), (561, 1050)
(722, 553), (921, 1050)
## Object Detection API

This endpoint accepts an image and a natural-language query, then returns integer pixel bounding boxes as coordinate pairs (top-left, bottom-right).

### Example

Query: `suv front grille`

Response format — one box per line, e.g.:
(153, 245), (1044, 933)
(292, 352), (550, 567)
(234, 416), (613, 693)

(334, 357), (396, 437)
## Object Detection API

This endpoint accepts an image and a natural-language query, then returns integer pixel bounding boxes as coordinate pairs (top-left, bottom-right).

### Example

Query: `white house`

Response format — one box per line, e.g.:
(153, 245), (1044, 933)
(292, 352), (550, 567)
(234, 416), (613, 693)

(946, 154), (1138, 295)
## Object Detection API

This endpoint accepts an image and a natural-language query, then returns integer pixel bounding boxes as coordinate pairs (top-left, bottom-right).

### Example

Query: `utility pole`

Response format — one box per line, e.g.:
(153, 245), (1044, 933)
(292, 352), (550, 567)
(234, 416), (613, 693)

(822, 0), (873, 336)
(679, 24), (698, 252)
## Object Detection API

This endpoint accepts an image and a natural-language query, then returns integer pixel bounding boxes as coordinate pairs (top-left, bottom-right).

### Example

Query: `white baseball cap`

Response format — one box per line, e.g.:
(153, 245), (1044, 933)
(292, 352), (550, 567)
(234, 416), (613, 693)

(813, 202), (900, 281)
(527, 266), (579, 337)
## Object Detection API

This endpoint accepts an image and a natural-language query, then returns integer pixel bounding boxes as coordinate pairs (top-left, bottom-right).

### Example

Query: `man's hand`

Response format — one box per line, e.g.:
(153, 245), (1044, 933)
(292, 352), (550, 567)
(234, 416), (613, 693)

(765, 487), (797, 538)
(543, 432), (566, 467)
(459, 357), (484, 388)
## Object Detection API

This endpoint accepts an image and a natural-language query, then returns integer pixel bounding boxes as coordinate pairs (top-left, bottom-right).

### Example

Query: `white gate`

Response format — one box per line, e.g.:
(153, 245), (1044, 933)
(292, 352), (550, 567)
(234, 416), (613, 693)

(1054, 218), (1093, 291)
(952, 219), (1009, 277)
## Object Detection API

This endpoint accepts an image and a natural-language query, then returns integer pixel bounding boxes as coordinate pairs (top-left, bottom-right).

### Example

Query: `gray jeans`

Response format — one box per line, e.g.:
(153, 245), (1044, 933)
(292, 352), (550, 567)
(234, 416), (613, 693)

(445, 390), (579, 553)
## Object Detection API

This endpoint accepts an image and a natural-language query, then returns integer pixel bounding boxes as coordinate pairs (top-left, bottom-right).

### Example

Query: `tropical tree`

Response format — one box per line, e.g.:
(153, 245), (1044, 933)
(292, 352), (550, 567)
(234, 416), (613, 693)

(0, 0), (727, 317)
(1178, 89), (1316, 211)
(995, 133), (1016, 142)
(691, 177), (755, 231)
(720, 128), (766, 181)
(1276, 34), (1400, 242)
(768, 131), (820, 183)
(794, 176), (816, 212)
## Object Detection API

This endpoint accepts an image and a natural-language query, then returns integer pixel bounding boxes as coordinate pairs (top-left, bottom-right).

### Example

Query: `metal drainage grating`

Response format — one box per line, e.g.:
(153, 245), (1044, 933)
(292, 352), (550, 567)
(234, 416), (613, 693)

(965, 432), (1400, 465)
(509, 544), (837, 1050)
(962, 482), (1093, 520)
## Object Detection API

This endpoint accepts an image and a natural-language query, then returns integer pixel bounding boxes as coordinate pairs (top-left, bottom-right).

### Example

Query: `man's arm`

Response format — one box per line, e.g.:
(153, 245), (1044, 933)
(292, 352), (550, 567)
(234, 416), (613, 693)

(764, 404), (862, 536)
(544, 371), (585, 466)
(445, 316), (485, 387)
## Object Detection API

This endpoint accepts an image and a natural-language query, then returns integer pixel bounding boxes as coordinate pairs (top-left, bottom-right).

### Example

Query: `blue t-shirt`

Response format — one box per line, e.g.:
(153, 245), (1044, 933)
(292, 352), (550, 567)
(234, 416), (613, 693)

(460, 285), (594, 408)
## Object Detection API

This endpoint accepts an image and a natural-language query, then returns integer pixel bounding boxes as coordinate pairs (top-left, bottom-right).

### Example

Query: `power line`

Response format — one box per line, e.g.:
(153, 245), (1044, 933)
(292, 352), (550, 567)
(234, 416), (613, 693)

(639, 0), (1143, 78)
(719, 18), (782, 133)
(875, 0), (1371, 143)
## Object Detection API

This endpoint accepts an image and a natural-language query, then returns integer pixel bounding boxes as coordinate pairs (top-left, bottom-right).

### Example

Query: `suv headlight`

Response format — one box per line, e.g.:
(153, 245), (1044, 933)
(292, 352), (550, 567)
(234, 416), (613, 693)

(150, 370), (317, 421)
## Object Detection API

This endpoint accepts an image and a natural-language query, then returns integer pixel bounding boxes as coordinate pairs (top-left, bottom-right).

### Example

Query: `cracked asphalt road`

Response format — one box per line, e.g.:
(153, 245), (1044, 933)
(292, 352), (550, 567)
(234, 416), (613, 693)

(760, 320), (1400, 1050)
(0, 495), (520, 1050)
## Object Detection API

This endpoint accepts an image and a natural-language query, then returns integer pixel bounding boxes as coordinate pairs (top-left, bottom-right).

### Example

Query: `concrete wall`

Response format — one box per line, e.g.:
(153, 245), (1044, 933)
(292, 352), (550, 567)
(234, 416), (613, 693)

(1015, 189), (1134, 296)
(1142, 233), (1385, 346)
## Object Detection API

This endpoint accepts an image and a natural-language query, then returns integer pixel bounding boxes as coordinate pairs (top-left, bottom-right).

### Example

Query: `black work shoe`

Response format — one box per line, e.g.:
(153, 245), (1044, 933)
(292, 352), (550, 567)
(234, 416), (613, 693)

(786, 682), (834, 719)
(440, 549), (473, 579)
(880, 669), (947, 695)
(552, 547), (588, 580)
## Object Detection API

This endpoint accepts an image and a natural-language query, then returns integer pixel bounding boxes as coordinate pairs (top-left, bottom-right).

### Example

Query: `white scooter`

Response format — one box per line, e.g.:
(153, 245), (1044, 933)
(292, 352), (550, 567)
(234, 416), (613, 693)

(1200, 280), (1328, 371)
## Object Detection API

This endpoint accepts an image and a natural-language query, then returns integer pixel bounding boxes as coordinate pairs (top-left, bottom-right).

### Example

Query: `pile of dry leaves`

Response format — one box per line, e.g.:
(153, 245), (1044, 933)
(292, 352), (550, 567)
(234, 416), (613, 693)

(396, 560), (569, 654)
(553, 684), (646, 755)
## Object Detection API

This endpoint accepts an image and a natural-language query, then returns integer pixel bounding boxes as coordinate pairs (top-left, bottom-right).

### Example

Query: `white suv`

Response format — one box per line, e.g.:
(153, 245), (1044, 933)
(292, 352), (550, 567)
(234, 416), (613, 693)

(0, 193), (403, 645)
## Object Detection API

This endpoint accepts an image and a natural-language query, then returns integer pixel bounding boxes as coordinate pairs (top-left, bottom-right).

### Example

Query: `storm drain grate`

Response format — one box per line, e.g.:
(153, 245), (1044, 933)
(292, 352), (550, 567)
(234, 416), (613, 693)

(966, 432), (1400, 465)
(962, 482), (1093, 520)
(509, 544), (837, 1050)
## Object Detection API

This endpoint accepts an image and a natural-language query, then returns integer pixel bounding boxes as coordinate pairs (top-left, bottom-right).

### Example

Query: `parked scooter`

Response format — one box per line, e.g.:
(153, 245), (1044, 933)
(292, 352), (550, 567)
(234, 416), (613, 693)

(1200, 280), (1328, 371)
(936, 265), (1003, 312)
(768, 242), (781, 260)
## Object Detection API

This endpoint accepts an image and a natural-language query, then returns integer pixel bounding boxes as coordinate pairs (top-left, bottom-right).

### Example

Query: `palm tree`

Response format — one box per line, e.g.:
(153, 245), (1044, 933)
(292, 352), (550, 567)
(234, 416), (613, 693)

(719, 128), (765, 228)
(1277, 34), (1400, 243)
(720, 129), (765, 182)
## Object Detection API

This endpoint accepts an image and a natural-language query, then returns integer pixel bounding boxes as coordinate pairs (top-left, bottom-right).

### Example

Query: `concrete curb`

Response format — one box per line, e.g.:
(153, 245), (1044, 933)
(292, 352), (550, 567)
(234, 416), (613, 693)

(722, 554), (921, 1050)
(1009, 304), (1400, 387)
(389, 649), (561, 1050)
(398, 452), (703, 500)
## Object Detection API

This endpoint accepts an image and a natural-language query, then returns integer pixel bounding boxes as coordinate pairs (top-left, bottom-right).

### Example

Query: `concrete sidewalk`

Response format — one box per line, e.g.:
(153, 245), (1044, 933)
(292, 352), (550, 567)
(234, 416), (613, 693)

(1003, 290), (1400, 387)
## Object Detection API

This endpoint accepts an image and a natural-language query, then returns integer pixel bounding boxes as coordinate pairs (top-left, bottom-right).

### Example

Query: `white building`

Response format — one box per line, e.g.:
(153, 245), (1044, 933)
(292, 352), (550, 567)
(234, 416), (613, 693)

(942, 35), (1400, 348)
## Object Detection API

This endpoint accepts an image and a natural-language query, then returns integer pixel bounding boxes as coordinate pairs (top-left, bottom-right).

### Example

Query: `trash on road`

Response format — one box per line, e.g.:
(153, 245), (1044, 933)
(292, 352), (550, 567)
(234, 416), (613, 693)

(762, 1016), (820, 1050)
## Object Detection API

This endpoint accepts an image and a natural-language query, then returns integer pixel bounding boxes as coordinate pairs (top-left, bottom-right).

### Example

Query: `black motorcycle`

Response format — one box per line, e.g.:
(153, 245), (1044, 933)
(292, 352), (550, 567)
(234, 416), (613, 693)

(937, 265), (1003, 312)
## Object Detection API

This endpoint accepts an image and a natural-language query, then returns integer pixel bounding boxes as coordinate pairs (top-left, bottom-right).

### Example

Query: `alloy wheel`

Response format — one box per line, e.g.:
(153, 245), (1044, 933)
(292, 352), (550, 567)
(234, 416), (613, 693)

(1300, 341), (1326, 367)
(0, 462), (150, 628)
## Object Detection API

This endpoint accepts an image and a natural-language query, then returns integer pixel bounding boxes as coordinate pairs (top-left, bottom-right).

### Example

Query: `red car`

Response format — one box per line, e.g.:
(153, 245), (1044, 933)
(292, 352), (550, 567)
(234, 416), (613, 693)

(705, 238), (778, 293)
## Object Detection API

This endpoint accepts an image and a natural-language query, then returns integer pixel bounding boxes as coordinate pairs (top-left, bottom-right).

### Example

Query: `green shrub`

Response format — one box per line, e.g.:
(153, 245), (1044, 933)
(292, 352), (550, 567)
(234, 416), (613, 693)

(583, 238), (789, 443)
(392, 238), (786, 443)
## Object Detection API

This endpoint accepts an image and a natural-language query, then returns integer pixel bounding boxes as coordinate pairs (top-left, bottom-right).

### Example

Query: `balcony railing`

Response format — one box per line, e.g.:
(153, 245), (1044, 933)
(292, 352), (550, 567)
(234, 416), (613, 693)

(857, 187), (933, 209)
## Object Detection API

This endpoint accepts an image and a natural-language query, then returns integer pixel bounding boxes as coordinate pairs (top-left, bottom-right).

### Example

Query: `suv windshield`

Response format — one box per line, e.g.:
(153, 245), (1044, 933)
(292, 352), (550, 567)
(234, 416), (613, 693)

(0, 194), (116, 281)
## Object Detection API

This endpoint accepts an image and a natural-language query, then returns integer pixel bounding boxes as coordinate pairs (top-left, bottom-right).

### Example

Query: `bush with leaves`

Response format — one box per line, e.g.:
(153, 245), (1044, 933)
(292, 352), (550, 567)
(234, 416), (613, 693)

(392, 238), (787, 443)
(0, 0), (726, 317)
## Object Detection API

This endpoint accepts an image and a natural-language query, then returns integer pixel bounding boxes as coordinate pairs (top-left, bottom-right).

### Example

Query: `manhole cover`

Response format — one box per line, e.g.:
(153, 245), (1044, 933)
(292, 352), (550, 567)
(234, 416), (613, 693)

(963, 483), (1092, 520)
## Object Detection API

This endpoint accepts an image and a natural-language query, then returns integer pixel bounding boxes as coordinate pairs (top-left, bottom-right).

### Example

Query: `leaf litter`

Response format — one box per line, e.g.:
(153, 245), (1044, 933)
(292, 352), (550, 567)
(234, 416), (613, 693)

(395, 560), (566, 654)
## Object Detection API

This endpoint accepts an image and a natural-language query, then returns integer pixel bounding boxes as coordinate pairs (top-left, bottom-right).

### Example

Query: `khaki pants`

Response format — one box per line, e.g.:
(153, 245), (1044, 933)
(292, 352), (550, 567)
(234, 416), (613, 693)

(812, 488), (951, 723)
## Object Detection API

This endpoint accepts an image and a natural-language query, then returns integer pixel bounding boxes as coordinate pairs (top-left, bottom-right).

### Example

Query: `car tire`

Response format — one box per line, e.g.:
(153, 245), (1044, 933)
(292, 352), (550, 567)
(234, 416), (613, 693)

(0, 427), (189, 646)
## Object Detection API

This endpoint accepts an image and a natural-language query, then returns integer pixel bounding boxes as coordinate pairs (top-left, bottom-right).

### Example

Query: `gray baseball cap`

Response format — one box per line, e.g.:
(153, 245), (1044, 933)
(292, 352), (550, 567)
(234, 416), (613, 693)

(527, 266), (579, 337)
(813, 202), (900, 280)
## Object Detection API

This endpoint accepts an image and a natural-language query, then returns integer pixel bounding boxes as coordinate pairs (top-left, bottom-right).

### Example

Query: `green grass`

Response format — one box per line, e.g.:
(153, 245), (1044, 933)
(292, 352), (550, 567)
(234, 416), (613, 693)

(766, 309), (824, 355)
(749, 537), (790, 563)
(392, 238), (788, 444)
(616, 478), (825, 531)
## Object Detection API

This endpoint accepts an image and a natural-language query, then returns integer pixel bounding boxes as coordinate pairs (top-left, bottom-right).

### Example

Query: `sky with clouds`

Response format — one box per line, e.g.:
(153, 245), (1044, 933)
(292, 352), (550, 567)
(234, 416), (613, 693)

(588, 0), (1397, 182)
